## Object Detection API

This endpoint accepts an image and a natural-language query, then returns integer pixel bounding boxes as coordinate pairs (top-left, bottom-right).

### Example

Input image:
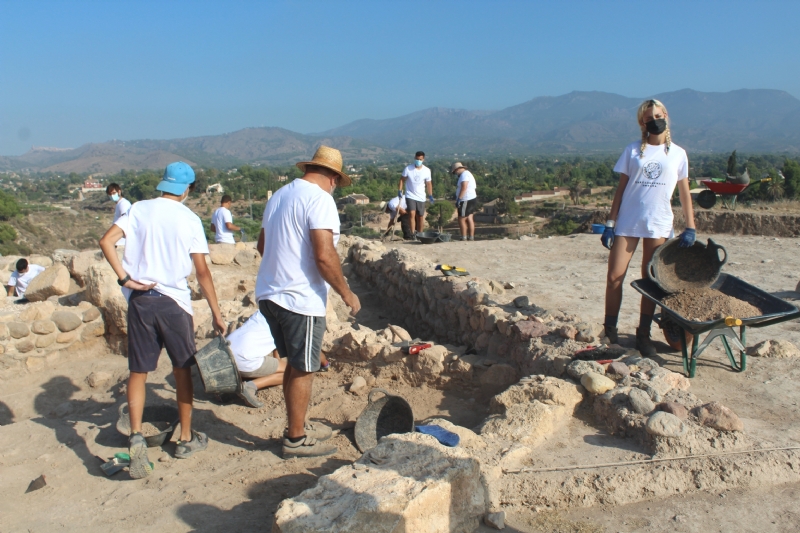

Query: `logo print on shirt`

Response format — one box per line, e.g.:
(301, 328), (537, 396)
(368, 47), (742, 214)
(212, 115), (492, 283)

(643, 161), (662, 180)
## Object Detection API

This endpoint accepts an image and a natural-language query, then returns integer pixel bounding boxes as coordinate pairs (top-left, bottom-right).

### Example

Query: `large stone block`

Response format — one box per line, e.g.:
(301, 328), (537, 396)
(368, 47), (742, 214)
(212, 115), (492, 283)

(24, 264), (71, 302)
(273, 433), (486, 533)
(85, 263), (128, 334)
(208, 243), (237, 265)
(68, 250), (104, 286)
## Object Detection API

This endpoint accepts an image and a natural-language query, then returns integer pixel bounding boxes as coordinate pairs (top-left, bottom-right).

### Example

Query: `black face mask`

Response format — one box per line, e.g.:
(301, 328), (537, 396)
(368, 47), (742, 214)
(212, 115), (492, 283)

(645, 118), (667, 135)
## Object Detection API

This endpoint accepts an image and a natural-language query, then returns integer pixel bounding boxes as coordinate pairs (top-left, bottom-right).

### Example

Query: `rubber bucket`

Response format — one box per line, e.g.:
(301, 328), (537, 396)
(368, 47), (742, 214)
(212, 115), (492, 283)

(417, 231), (440, 244)
(591, 223), (605, 234)
(647, 237), (727, 294)
(194, 335), (241, 395)
(116, 402), (179, 447)
(354, 388), (415, 452)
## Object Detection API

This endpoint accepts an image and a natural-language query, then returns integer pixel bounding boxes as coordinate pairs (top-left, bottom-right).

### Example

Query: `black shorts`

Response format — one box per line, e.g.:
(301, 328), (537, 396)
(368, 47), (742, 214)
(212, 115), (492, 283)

(457, 198), (478, 218)
(259, 300), (325, 373)
(406, 198), (426, 216)
(127, 289), (197, 373)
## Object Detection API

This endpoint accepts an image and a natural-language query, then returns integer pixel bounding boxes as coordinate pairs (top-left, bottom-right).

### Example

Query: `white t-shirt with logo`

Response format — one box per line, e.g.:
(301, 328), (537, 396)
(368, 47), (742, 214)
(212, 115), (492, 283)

(8, 264), (46, 298)
(613, 141), (689, 239)
(456, 170), (477, 201)
(212, 206), (235, 244)
(227, 311), (277, 373)
(256, 179), (340, 317)
(387, 195), (407, 218)
(401, 164), (432, 202)
(114, 198), (132, 247)
(114, 197), (209, 315)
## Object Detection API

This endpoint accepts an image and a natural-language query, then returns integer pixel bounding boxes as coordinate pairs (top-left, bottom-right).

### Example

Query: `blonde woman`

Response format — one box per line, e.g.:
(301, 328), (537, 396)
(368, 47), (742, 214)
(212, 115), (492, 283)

(601, 99), (696, 356)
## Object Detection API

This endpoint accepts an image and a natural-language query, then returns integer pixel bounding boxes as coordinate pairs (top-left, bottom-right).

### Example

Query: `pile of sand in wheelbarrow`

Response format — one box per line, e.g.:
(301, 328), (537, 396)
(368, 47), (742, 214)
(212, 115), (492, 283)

(662, 287), (762, 322)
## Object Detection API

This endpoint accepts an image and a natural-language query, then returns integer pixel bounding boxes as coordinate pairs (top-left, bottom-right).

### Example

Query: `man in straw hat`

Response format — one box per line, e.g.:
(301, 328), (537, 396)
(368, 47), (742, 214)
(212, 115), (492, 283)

(451, 162), (478, 241)
(256, 145), (361, 458)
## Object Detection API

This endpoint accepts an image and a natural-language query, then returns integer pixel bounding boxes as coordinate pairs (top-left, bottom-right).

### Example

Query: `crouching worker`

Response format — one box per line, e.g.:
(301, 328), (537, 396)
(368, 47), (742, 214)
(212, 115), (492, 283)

(99, 161), (226, 479)
(381, 194), (412, 240)
(228, 311), (287, 408)
(7, 258), (45, 299)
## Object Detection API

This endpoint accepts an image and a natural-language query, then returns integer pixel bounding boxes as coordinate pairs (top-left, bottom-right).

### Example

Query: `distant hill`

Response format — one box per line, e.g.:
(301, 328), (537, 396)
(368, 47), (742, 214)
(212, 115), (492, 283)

(2, 89), (798, 173)
(321, 89), (800, 155)
(0, 128), (405, 174)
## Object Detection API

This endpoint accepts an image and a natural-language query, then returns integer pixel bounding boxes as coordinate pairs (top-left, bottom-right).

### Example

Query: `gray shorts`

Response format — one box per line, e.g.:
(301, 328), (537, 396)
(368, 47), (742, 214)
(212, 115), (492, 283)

(239, 356), (280, 379)
(406, 198), (426, 216)
(259, 300), (325, 373)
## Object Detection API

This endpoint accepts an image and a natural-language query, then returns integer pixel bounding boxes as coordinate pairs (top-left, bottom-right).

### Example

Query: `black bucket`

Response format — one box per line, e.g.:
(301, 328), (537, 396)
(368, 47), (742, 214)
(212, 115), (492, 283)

(116, 402), (178, 447)
(648, 237), (727, 294)
(194, 335), (241, 395)
(354, 388), (415, 452)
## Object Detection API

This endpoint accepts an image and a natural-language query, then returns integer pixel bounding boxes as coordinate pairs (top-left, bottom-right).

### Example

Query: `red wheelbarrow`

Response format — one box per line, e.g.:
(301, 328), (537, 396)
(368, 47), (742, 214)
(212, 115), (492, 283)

(696, 180), (750, 210)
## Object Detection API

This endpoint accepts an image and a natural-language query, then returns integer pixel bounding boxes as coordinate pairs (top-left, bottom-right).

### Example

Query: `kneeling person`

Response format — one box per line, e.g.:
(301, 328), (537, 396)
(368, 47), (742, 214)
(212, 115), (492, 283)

(228, 311), (287, 408)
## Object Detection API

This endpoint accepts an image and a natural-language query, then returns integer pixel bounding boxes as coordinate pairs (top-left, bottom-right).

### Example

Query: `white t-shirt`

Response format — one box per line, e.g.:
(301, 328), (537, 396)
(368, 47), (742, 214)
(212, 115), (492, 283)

(456, 170), (477, 201)
(387, 195), (407, 218)
(212, 206), (235, 244)
(401, 164), (432, 202)
(8, 264), (46, 298)
(613, 141), (689, 239)
(115, 197), (209, 315)
(227, 311), (277, 373)
(256, 179), (340, 317)
(114, 198), (132, 247)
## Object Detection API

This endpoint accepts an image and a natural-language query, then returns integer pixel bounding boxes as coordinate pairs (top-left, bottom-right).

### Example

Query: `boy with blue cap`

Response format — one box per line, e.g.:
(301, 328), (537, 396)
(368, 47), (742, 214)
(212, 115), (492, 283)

(99, 161), (226, 479)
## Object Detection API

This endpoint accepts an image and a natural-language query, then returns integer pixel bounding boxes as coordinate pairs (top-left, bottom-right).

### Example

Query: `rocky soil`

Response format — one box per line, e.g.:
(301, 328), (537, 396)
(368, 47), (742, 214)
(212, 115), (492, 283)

(2, 232), (800, 532)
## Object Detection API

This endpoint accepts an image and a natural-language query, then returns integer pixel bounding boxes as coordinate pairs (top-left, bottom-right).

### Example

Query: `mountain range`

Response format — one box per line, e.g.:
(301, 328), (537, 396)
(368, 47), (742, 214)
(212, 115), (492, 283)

(2, 89), (799, 174)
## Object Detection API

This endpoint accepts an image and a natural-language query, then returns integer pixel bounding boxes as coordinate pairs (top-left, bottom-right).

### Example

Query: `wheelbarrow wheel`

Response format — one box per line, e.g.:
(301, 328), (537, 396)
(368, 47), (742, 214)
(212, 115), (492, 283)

(697, 189), (717, 209)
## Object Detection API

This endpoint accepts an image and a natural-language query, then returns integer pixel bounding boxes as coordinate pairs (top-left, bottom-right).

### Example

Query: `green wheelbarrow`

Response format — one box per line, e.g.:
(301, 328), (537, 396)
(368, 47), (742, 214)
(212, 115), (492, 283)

(631, 274), (800, 378)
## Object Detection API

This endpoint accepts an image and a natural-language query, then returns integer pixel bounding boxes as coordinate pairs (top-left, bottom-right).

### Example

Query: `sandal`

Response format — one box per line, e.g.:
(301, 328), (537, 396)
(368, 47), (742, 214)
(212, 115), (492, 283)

(128, 433), (153, 479)
(175, 430), (208, 459)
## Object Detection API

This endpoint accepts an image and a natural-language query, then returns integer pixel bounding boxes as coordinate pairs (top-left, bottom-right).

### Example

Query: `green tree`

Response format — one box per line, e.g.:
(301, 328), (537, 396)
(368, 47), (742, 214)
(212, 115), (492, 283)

(782, 160), (800, 199)
(727, 150), (738, 176)
(0, 190), (20, 220)
(568, 177), (586, 206)
(426, 201), (455, 230)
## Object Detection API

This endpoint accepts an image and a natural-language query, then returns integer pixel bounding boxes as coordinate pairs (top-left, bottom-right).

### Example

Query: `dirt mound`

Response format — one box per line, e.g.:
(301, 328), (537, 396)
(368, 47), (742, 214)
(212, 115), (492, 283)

(662, 288), (762, 322)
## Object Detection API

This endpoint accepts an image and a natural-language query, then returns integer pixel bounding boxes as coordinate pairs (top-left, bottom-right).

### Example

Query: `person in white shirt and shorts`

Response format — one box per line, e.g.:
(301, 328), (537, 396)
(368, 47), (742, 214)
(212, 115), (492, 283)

(451, 162), (478, 241)
(106, 183), (132, 247)
(227, 311), (287, 408)
(398, 151), (434, 237)
(255, 146), (361, 458)
(601, 99), (697, 357)
(99, 161), (227, 478)
(211, 195), (241, 244)
(7, 259), (45, 299)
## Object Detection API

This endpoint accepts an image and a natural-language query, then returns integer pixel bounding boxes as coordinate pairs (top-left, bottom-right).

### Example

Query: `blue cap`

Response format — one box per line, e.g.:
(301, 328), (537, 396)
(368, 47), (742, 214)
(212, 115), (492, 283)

(157, 162), (195, 195)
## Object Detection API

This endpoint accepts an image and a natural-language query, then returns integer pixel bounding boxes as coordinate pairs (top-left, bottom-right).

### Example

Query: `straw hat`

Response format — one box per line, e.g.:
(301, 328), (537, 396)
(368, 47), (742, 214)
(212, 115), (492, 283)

(296, 145), (351, 187)
(450, 162), (466, 174)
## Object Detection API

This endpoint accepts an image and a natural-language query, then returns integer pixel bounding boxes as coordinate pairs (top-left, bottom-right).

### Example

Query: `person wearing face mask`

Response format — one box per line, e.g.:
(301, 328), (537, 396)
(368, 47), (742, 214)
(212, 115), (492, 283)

(105, 183), (132, 247)
(99, 161), (227, 478)
(601, 99), (696, 357)
(255, 145), (360, 459)
(398, 151), (434, 238)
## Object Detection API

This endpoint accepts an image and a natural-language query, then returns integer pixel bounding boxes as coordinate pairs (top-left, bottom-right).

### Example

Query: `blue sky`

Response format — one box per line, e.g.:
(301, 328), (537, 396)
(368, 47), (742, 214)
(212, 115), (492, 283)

(1, 0), (799, 155)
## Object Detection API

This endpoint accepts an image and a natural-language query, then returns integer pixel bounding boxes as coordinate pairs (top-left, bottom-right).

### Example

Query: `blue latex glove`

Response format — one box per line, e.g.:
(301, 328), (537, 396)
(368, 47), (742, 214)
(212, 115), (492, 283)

(427, 195), (435, 204)
(678, 228), (696, 248)
(398, 190), (403, 199)
(601, 226), (615, 250)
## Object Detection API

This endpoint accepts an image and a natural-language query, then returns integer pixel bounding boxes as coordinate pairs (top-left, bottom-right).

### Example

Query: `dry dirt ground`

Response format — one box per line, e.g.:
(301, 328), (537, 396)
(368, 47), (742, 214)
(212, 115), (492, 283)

(2, 233), (800, 532)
